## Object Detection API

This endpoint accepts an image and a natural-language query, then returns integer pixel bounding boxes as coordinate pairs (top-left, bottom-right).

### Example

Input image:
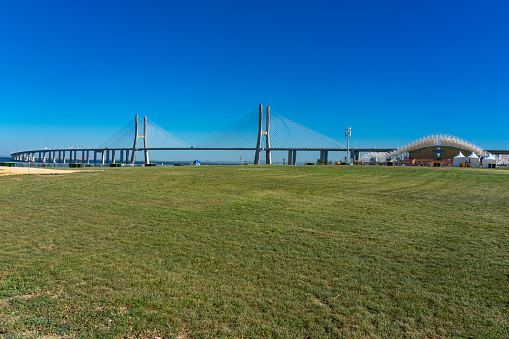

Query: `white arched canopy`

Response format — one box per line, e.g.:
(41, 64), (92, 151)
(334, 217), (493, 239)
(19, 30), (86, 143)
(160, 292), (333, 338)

(361, 134), (488, 161)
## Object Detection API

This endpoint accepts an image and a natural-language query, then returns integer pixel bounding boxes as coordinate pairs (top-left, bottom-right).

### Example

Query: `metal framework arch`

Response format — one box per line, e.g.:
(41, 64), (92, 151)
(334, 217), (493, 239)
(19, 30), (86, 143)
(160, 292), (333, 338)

(361, 134), (488, 161)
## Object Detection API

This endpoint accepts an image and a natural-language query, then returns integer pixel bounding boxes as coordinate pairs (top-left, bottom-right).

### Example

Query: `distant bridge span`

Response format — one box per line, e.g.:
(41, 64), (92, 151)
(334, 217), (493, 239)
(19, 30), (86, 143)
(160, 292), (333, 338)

(10, 146), (394, 166)
(10, 105), (509, 165)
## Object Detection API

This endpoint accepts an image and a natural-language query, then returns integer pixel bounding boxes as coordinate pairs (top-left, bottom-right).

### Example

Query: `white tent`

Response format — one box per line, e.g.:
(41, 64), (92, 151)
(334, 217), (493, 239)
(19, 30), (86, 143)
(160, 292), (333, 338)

(482, 153), (497, 168)
(453, 151), (466, 167)
(468, 152), (480, 167)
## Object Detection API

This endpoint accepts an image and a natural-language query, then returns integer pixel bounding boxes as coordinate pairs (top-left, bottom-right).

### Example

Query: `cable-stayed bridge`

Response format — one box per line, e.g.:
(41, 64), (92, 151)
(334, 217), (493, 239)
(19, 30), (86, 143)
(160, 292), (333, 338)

(11, 105), (371, 165)
(11, 104), (509, 165)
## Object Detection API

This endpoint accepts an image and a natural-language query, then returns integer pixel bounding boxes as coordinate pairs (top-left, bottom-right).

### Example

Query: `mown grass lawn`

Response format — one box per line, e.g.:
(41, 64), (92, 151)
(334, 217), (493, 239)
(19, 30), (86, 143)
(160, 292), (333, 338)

(0, 165), (508, 338)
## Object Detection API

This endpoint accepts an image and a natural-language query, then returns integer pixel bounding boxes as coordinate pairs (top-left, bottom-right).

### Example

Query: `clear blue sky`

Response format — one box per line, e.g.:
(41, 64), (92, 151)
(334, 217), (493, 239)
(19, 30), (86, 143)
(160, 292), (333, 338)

(1, 0), (508, 161)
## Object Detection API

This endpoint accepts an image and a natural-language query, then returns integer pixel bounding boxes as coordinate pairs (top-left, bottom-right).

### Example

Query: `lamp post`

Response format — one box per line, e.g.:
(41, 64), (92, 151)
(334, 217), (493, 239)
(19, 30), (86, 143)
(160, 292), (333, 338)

(345, 127), (351, 164)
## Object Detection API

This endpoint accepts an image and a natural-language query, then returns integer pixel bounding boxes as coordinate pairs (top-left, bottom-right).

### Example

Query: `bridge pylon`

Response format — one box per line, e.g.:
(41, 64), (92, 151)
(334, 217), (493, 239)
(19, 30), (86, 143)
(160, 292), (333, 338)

(254, 104), (272, 165)
(130, 115), (150, 165)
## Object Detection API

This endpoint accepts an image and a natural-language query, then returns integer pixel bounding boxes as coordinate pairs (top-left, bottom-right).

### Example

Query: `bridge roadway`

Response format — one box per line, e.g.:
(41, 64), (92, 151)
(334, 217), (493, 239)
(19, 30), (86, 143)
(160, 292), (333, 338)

(10, 147), (394, 165)
(10, 147), (509, 165)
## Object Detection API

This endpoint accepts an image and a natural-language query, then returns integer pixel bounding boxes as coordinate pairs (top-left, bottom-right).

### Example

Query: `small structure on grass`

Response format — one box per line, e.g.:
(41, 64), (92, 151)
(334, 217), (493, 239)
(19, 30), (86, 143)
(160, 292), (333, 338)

(482, 154), (497, 168)
(467, 152), (480, 168)
(453, 151), (466, 167)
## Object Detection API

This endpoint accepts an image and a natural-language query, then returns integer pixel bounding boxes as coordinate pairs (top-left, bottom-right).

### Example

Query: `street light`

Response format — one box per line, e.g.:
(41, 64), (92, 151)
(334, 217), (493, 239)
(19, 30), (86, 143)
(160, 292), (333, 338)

(345, 127), (351, 164)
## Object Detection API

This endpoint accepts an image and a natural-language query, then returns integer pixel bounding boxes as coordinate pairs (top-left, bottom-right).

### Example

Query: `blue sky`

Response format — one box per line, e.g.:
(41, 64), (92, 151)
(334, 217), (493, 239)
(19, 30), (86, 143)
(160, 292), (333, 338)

(1, 0), (508, 161)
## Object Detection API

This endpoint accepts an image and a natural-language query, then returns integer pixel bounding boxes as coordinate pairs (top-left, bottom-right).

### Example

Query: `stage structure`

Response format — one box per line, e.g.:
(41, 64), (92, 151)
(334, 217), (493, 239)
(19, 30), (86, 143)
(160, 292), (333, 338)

(361, 134), (489, 161)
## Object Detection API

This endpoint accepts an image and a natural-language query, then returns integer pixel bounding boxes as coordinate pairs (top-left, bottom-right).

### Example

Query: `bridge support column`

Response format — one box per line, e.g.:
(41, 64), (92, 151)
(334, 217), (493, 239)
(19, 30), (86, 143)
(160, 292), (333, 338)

(292, 150), (297, 165)
(94, 151), (97, 164)
(143, 116), (150, 165)
(265, 106), (271, 165)
(288, 150), (293, 165)
(120, 150), (123, 164)
(112, 150), (116, 164)
(254, 104), (263, 165)
(320, 150), (328, 164)
(101, 151), (105, 166)
(130, 115), (150, 165)
(254, 104), (271, 165)
(351, 150), (359, 163)
(106, 150), (110, 164)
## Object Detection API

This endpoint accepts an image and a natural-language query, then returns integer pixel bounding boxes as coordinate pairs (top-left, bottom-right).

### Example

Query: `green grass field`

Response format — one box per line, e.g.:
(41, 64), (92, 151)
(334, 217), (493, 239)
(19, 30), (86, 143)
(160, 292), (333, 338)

(0, 165), (508, 338)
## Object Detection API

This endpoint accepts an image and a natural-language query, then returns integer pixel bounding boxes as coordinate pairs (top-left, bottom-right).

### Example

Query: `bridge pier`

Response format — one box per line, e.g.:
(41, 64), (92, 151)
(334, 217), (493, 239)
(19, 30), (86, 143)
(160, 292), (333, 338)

(287, 150), (297, 165)
(351, 150), (359, 163)
(319, 150), (329, 164)
(265, 106), (271, 165)
(254, 105), (263, 165)
(130, 115), (150, 165)
(101, 151), (105, 166)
